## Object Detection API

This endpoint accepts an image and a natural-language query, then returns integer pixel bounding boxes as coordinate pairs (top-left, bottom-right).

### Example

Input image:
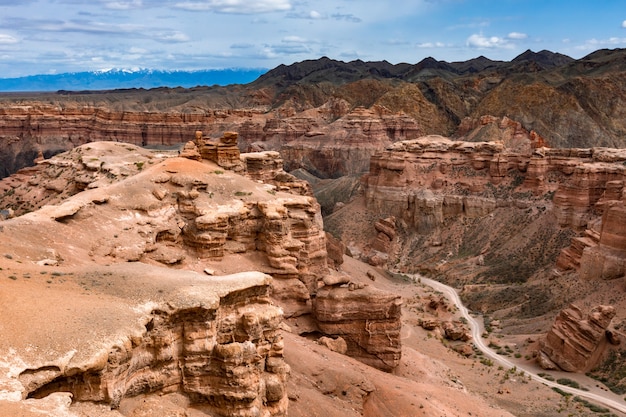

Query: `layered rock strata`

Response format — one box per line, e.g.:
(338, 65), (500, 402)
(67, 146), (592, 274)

(363, 135), (626, 276)
(195, 130), (243, 172)
(539, 304), (616, 372)
(0, 139), (403, 375)
(0, 103), (422, 180)
(279, 106), (422, 178)
(313, 285), (402, 371)
(366, 136), (626, 231)
(0, 263), (288, 417)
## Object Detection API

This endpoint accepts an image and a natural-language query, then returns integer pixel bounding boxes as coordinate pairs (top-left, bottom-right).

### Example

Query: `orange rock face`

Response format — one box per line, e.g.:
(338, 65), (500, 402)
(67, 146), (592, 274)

(313, 285), (402, 371)
(363, 135), (626, 281)
(0, 103), (422, 180)
(539, 304), (615, 372)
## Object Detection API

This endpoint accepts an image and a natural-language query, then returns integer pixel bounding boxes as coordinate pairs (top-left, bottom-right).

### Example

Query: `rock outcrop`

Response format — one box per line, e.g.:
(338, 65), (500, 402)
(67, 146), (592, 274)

(360, 135), (626, 280)
(0, 264), (289, 417)
(280, 106), (422, 178)
(455, 115), (547, 153)
(0, 137), (404, 377)
(364, 136), (520, 234)
(313, 285), (402, 371)
(539, 304), (616, 372)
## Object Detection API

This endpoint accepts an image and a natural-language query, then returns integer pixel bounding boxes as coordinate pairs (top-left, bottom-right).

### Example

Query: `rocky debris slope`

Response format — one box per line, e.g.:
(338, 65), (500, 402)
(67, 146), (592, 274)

(539, 304), (617, 372)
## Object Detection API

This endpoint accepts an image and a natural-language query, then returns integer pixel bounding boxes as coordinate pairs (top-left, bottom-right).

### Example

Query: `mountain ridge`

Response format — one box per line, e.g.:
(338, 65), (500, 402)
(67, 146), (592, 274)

(0, 68), (268, 92)
(0, 48), (592, 92)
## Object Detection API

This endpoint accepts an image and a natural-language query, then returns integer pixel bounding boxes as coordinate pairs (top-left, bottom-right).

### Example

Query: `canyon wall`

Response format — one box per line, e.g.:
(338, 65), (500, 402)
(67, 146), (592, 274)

(0, 103), (421, 180)
(357, 136), (626, 285)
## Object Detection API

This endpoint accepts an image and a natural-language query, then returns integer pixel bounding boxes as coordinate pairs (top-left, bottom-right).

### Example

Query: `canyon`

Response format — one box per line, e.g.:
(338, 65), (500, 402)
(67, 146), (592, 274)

(3, 48), (626, 416)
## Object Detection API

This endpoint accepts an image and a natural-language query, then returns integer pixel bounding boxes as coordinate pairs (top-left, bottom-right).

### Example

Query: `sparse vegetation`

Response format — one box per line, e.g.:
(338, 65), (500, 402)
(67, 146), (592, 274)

(551, 387), (572, 397)
(234, 191), (252, 197)
(538, 372), (555, 381)
(556, 378), (581, 389)
(573, 396), (610, 413)
(480, 357), (493, 366)
(588, 349), (626, 394)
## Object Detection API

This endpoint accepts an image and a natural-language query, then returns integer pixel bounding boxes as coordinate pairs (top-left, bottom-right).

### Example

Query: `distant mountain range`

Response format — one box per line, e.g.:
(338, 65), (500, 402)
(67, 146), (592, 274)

(0, 68), (268, 92)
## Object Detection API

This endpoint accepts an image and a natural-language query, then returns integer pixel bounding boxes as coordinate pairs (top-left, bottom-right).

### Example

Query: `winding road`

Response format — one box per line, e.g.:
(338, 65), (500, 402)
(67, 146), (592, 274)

(416, 275), (626, 415)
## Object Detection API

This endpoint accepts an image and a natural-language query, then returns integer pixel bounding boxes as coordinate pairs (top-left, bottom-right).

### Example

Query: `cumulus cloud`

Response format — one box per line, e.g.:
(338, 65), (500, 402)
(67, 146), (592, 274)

(174, 0), (292, 14)
(466, 33), (512, 49)
(0, 34), (19, 44)
(622, 20), (626, 28)
(507, 32), (527, 40)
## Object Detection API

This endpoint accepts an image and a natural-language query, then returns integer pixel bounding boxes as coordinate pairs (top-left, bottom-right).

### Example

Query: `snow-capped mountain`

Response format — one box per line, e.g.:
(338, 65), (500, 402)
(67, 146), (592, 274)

(0, 68), (268, 92)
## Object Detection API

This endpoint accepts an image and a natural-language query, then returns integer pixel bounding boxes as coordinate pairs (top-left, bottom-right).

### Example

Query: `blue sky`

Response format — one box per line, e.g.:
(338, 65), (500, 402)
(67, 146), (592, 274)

(0, 0), (625, 77)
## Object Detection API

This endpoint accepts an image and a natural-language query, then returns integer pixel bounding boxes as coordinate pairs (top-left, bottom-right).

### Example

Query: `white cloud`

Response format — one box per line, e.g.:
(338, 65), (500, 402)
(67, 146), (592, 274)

(156, 31), (190, 42)
(622, 20), (626, 28)
(507, 32), (527, 40)
(174, 0), (292, 14)
(282, 35), (307, 43)
(0, 34), (19, 44)
(104, 0), (142, 10)
(466, 33), (512, 49)
(576, 37), (626, 50)
(287, 10), (328, 19)
(417, 41), (446, 48)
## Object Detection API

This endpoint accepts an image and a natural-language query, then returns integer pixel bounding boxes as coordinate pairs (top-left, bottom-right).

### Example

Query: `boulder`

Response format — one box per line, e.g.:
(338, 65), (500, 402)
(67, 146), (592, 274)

(313, 285), (402, 371)
(539, 304), (616, 372)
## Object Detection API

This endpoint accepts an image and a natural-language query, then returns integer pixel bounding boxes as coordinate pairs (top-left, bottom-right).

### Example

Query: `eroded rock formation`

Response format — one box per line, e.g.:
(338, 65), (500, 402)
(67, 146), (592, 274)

(360, 135), (626, 279)
(0, 102), (422, 180)
(0, 264), (289, 417)
(313, 285), (402, 371)
(0, 137), (403, 379)
(280, 106), (422, 178)
(539, 304), (616, 372)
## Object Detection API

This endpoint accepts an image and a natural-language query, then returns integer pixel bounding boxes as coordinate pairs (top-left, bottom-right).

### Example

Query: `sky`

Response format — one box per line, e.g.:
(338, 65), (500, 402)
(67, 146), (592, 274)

(0, 0), (625, 78)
